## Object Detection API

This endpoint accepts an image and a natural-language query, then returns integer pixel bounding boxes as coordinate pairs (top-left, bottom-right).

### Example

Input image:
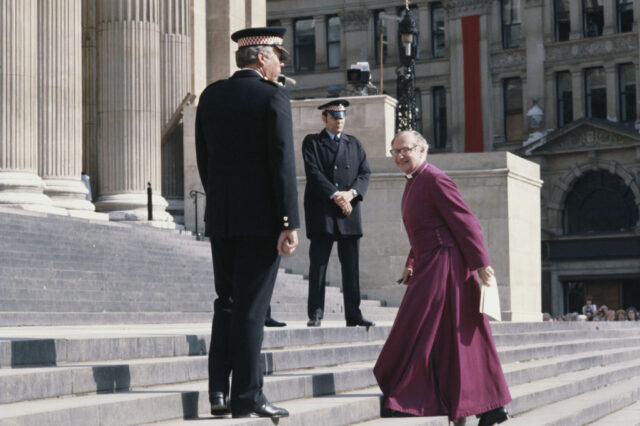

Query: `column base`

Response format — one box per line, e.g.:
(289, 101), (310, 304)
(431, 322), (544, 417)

(0, 171), (67, 216)
(95, 193), (174, 222)
(43, 178), (97, 213)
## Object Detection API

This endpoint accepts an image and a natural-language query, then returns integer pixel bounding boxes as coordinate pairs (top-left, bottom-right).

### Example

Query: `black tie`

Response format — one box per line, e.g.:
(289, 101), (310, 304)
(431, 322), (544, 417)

(334, 135), (340, 144)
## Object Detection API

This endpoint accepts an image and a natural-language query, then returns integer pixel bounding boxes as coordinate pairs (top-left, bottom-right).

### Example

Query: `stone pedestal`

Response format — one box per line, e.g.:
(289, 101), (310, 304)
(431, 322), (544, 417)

(280, 96), (543, 322)
(94, 0), (171, 222)
(290, 95), (397, 173)
(0, 1), (62, 214)
(38, 0), (99, 218)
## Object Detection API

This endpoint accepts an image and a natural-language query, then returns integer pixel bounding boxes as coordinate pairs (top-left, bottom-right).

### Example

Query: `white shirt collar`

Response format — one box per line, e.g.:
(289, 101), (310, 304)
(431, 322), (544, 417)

(325, 130), (341, 140)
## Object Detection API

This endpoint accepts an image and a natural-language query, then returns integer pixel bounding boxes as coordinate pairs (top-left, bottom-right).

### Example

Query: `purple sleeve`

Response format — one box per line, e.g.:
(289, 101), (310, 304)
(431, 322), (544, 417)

(431, 173), (490, 270)
(405, 248), (415, 269)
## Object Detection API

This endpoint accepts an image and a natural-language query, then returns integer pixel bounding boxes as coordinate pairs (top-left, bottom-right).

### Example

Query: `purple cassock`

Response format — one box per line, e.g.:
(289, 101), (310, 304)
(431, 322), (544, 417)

(373, 161), (511, 421)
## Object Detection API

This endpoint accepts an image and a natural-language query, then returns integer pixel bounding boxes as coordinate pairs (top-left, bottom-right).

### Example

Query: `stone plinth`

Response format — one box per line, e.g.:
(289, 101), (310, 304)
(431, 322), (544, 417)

(291, 95), (397, 173)
(281, 151), (543, 322)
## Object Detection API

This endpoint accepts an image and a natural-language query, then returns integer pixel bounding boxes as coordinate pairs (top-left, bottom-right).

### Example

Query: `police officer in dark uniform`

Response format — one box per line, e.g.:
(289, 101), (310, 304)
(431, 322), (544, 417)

(195, 26), (299, 419)
(302, 99), (374, 328)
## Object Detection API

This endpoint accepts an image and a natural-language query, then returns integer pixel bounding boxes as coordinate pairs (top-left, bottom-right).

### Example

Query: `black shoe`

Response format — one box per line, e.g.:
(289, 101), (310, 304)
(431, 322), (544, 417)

(265, 316), (287, 327)
(307, 315), (321, 327)
(232, 401), (289, 418)
(346, 317), (375, 327)
(210, 392), (230, 416)
(477, 406), (509, 426)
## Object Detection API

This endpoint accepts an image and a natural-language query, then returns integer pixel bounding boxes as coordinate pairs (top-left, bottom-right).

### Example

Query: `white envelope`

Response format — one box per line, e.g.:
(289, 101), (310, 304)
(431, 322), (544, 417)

(478, 274), (502, 321)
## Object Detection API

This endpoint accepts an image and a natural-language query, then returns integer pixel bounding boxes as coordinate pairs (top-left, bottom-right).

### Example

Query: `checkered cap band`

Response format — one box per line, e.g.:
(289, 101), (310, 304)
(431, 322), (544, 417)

(323, 105), (346, 112)
(237, 36), (283, 48)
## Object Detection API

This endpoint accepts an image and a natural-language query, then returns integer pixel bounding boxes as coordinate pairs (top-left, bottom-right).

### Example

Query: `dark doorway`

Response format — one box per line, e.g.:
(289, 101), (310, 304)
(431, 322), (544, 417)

(564, 277), (640, 313)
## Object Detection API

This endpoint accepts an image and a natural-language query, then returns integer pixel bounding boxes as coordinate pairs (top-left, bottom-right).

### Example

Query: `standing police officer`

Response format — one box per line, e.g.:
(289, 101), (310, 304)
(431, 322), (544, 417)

(302, 100), (374, 328)
(195, 26), (299, 418)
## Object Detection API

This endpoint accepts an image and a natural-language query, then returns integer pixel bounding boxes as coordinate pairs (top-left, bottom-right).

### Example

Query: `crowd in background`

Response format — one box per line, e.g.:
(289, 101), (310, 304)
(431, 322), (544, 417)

(542, 296), (640, 322)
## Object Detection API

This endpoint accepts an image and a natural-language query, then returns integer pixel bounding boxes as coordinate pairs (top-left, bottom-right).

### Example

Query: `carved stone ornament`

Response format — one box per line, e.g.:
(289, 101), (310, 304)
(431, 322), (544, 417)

(341, 9), (370, 32)
(491, 50), (526, 71)
(546, 35), (637, 64)
(538, 126), (638, 154)
(443, 0), (493, 19)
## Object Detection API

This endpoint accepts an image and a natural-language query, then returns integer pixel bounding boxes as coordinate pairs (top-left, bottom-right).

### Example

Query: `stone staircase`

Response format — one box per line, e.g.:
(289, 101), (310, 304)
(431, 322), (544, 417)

(2, 207), (640, 425)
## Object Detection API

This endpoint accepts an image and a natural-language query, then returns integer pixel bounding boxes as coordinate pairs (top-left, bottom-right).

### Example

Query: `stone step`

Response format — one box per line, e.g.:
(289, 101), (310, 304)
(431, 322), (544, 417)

(492, 327), (640, 347)
(0, 298), (213, 312)
(0, 311), (214, 327)
(507, 357), (640, 417)
(590, 401), (640, 425)
(497, 334), (640, 364)
(0, 324), (394, 367)
(508, 376), (640, 426)
(0, 383), (385, 426)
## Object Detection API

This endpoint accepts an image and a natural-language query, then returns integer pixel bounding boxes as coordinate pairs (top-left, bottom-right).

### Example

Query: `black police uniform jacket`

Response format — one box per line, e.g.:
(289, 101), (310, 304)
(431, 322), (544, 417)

(302, 129), (371, 238)
(195, 69), (300, 237)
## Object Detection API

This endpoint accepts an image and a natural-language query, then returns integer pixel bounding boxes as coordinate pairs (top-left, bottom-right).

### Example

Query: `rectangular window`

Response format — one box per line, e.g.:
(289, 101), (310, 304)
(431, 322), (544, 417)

(554, 0), (571, 41)
(619, 63), (636, 123)
(556, 71), (573, 127)
(583, 0), (604, 37)
(617, 0), (634, 33)
(326, 16), (341, 69)
(294, 18), (315, 72)
(431, 3), (445, 59)
(432, 86), (447, 149)
(374, 10), (388, 65)
(503, 78), (523, 142)
(585, 67), (607, 119)
(501, 0), (521, 49)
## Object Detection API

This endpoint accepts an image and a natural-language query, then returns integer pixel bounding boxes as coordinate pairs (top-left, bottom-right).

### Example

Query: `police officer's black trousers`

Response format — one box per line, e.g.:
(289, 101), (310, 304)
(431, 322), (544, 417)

(208, 235), (279, 413)
(307, 234), (363, 321)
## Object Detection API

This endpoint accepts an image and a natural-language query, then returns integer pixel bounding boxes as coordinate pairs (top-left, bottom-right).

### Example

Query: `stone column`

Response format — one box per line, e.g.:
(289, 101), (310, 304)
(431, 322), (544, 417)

(82, 0), (98, 195)
(244, 0), (265, 27)
(280, 17), (294, 75)
(38, 0), (98, 218)
(206, 0), (245, 84)
(602, 0), (616, 35)
(418, 5), (431, 59)
(0, 0), (59, 213)
(342, 9), (370, 65)
(95, 0), (170, 222)
(524, 0), (545, 129)
(314, 15), (327, 69)
(569, 0), (582, 40)
(605, 63), (618, 122)
(571, 68), (585, 120)
(160, 0), (192, 224)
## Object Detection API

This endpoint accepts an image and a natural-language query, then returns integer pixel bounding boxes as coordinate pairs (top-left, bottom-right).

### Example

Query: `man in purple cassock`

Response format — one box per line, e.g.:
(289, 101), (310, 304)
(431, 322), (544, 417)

(373, 131), (511, 425)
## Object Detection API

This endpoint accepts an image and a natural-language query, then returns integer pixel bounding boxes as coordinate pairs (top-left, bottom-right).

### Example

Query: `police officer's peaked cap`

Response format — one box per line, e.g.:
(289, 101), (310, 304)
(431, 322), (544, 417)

(317, 99), (350, 111)
(231, 26), (289, 60)
(318, 99), (349, 118)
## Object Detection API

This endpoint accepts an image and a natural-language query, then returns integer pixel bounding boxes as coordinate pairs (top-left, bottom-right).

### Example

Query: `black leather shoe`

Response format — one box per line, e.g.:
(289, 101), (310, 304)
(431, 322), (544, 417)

(232, 401), (289, 418)
(209, 392), (229, 416)
(265, 316), (287, 327)
(346, 317), (375, 327)
(307, 316), (321, 327)
(477, 406), (509, 426)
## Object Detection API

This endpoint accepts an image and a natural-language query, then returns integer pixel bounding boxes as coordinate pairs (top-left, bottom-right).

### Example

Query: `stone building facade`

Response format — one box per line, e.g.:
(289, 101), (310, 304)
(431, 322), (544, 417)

(267, 0), (640, 314)
(0, 0), (264, 223)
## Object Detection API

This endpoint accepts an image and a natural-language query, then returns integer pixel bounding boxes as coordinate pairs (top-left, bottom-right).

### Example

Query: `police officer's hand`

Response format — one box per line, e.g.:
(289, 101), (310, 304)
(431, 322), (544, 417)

(341, 202), (352, 217)
(277, 229), (298, 255)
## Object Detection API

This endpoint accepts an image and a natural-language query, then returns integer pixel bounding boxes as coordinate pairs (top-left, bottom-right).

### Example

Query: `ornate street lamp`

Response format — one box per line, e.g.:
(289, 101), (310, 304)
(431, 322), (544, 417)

(395, 1), (419, 132)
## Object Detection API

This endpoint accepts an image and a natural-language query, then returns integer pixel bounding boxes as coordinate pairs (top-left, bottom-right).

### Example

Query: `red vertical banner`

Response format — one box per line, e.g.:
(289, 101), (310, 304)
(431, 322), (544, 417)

(461, 15), (483, 152)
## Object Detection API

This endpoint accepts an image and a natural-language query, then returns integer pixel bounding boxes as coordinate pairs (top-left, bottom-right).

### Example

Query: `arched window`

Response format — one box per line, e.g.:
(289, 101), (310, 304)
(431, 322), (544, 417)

(563, 170), (638, 234)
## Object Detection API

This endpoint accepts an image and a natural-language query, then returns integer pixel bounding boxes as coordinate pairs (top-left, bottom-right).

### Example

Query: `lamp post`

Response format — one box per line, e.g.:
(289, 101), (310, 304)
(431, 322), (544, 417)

(395, 1), (419, 132)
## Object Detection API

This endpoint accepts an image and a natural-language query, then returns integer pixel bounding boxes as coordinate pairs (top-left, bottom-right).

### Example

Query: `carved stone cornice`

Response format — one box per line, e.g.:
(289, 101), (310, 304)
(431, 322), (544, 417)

(341, 9), (369, 32)
(443, 0), (493, 19)
(546, 35), (637, 64)
(491, 50), (526, 71)
(534, 124), (640, 155)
